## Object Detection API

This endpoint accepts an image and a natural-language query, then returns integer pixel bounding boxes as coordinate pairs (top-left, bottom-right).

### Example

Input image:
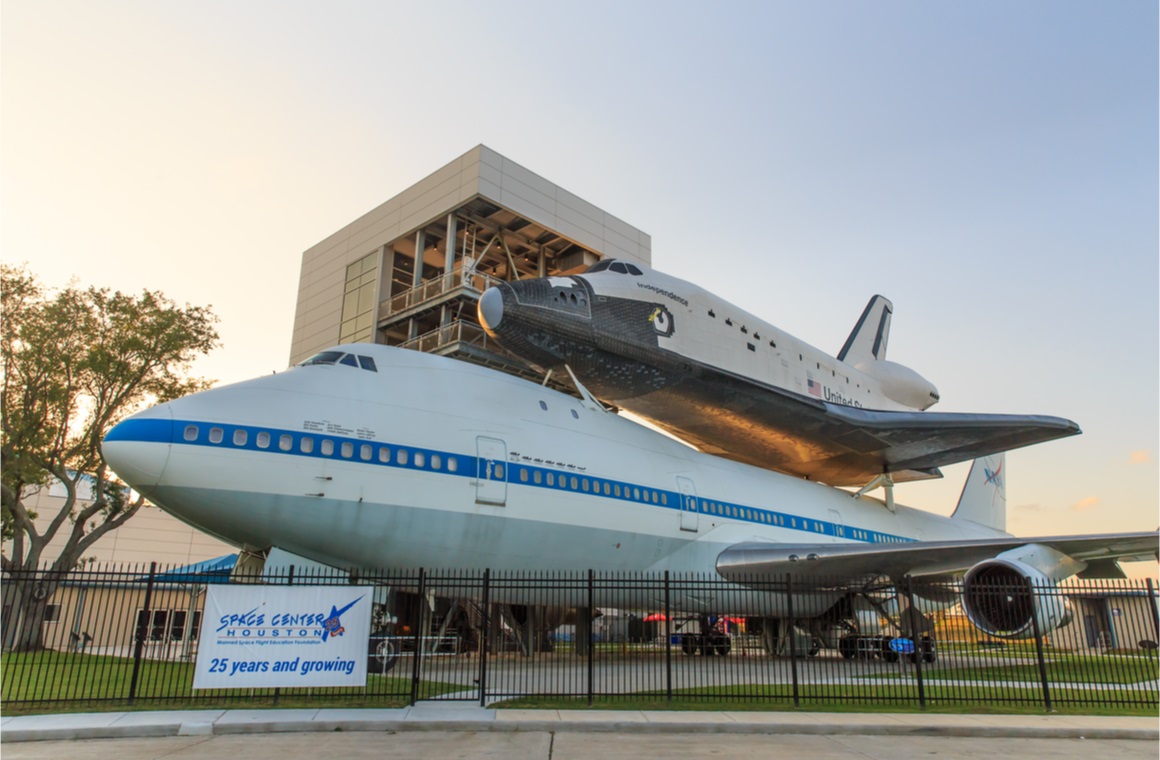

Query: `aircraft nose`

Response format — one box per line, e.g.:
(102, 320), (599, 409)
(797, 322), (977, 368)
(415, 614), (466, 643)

(478, 286), (505, 335)
(102, 405), (173, 497)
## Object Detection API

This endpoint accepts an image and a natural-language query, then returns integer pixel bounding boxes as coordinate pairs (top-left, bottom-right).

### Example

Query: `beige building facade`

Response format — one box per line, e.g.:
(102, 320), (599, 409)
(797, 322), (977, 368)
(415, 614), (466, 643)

(289, 145), (651, 382)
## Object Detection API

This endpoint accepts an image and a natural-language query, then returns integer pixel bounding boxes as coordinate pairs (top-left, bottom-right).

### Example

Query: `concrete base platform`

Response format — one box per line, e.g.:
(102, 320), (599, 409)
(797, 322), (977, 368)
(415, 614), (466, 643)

(2, 705), (1156, 743)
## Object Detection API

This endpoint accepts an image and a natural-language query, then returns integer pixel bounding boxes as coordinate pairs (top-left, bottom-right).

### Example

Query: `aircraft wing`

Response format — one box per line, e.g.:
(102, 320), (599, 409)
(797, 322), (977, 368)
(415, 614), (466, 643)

(813, 404), (1081, 482)
(715, 531), (1160, 586)
(618, 360), (1080, 487)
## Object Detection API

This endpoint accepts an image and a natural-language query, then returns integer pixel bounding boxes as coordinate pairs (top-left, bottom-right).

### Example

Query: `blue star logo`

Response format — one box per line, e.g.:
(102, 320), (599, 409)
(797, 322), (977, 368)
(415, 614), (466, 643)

(321, 596), (363, 642)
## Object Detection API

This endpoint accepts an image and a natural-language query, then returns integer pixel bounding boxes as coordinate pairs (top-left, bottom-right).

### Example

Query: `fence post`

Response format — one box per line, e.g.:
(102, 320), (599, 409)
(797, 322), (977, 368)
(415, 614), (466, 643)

(664, 571), (672, 703)
(786, 574), (799, 708)
(479, 569), (490, 708)
(128, 561), (157, 705)
(1029, 578), (1053, 712)
(1147, 578), (1160, 644)
(903, 575), (926, 711)
(273, 565), (295, 706)
(587, 569), (595, 707)
(410, 568), (426, 706)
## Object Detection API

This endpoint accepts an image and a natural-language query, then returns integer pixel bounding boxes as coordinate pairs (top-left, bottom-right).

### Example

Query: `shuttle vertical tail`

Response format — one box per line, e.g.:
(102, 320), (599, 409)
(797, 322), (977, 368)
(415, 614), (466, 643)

(951, 454), (1007, 531)
(838, 295), (893, 364)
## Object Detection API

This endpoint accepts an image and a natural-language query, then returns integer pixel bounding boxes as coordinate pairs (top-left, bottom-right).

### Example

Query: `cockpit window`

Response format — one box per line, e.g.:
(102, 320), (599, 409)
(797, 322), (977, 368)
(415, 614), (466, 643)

(298, 351), (379, 372)
(299, 351), (344, 366)
(584, 258), (643, 276)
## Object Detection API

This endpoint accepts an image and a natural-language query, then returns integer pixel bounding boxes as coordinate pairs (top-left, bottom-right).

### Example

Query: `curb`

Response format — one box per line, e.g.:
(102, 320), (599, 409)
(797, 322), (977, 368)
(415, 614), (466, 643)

(3, 717), (1157, 743)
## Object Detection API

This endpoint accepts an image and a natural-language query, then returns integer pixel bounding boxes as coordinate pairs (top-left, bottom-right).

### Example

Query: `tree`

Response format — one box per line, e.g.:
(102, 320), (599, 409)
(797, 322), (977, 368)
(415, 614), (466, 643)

(1, 264), (220, 650)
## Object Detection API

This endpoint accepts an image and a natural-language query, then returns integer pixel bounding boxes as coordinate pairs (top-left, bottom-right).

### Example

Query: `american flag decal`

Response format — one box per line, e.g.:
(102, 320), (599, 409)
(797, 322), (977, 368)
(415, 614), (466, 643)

(807, 379), (823, 398)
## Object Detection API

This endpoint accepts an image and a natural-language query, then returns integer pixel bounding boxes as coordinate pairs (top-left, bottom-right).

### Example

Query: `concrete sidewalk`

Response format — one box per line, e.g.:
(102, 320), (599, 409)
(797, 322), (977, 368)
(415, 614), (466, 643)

(2, 704), (1157, 743)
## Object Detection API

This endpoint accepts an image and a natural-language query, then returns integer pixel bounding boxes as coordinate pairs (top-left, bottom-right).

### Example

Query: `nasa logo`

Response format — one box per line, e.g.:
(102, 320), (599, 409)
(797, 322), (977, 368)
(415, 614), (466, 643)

(649, 305), (675, 337)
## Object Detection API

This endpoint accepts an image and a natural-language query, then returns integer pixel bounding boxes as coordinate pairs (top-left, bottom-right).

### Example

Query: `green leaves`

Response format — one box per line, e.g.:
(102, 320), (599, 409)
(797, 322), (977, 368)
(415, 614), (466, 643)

(1, 264), (220, 573)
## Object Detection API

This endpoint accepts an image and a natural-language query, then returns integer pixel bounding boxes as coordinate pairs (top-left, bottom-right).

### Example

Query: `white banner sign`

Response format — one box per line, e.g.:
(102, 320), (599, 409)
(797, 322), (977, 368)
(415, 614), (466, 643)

(193, 585), (372, 689)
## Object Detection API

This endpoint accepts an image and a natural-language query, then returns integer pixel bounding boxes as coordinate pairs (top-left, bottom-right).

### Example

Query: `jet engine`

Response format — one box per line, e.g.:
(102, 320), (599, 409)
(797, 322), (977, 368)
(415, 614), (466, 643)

(855, 360), (939, 410)
(961, 559), (1073, 639)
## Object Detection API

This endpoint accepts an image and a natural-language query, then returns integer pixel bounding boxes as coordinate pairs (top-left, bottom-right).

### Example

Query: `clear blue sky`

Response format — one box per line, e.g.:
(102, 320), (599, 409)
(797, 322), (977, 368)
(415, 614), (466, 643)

(3, 1), (1156, 563)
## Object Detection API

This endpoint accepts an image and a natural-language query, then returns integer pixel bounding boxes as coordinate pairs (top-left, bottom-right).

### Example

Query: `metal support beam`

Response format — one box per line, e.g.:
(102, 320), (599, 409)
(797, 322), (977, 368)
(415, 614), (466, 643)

(853, 473), (895, 512)
(500, 234), (521, 281)
(412, 230), (426, 289)
(444, 213), (458, 275)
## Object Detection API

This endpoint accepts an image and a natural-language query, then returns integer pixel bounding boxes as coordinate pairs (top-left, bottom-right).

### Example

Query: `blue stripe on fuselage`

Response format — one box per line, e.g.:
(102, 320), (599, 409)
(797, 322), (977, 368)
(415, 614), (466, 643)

(107, 417), (913, 546)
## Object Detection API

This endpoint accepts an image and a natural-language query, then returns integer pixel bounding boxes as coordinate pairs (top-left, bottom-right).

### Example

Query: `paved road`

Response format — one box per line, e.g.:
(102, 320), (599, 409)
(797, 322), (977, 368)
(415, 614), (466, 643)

(3, 732), (1156, 760)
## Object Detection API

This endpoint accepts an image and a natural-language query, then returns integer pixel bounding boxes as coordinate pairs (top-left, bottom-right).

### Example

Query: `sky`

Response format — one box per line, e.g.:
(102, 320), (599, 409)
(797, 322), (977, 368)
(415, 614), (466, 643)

(2, 1), (1156, 573)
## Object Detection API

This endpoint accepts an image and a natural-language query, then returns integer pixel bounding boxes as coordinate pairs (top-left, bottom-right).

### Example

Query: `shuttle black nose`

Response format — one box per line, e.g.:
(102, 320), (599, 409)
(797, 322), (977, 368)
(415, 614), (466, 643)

(479, 287), (505, 335)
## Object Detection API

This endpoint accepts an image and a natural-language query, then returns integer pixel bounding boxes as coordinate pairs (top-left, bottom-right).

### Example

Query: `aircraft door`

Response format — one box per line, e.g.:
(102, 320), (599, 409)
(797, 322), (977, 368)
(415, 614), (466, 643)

(828, 509), (845, 542)
(475, 436), (507, 506)
(676, 476), (699, 533)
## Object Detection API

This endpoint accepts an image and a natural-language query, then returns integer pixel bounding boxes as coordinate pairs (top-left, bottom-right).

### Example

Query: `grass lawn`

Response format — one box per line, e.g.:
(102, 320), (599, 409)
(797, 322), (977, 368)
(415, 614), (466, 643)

(0, 651), (463, 715)
(869, 653), (1159, 685)
(4, 649), (1156, 718)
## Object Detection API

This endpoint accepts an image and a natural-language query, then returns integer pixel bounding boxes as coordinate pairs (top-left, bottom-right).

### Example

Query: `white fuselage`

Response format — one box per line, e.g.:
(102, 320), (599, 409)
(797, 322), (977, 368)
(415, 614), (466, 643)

(103, 345), (1002, 612)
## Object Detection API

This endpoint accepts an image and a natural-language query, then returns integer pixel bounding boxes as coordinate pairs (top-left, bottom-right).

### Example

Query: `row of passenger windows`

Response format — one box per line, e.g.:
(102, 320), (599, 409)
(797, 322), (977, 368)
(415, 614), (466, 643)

(516, 467), (668, 504)
(181, 424), (898, 543)
(183, 425), (458, 472)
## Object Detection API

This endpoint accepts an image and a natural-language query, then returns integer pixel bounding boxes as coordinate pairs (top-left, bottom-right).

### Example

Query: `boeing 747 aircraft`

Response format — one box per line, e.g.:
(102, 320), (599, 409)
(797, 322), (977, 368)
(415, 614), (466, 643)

(102, 344), (1156, 653)
(477, 260), (1080, 489)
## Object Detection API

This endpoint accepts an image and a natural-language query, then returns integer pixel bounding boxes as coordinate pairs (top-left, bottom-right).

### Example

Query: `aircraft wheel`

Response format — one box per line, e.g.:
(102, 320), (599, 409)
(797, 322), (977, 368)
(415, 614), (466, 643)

(839, 637), (857, 659)
(367, 632), (400, 675)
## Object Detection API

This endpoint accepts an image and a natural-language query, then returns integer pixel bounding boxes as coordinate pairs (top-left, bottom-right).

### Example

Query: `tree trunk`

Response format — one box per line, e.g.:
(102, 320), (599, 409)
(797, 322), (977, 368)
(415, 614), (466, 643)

(2, 573), (58, 652)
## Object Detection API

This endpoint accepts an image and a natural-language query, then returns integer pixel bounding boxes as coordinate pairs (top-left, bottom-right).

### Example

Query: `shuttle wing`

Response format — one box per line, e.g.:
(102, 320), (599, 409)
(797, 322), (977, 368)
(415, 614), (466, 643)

(808, 403), (1080, 481)
(627, 361), (1080, 487)
(716, 531), (1160, 585)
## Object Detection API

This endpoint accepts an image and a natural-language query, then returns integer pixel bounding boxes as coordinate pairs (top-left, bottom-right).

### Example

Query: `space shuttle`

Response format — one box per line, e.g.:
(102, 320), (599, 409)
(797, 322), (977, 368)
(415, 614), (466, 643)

(477, 259), (1080, 489)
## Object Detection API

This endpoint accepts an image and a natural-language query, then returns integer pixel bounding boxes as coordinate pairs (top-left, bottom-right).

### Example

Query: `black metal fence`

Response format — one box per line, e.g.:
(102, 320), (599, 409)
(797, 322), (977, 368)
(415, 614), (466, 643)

(2, 563), (1157, 712)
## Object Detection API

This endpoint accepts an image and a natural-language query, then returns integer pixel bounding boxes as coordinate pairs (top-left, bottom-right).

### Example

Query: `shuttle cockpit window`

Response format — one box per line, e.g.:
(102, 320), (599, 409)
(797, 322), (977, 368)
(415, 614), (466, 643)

(584, 258), (643, 276)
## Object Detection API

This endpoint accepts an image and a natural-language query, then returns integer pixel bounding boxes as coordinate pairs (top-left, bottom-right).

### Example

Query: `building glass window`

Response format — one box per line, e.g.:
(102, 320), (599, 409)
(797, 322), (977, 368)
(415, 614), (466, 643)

(339, 252), (379, 344)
